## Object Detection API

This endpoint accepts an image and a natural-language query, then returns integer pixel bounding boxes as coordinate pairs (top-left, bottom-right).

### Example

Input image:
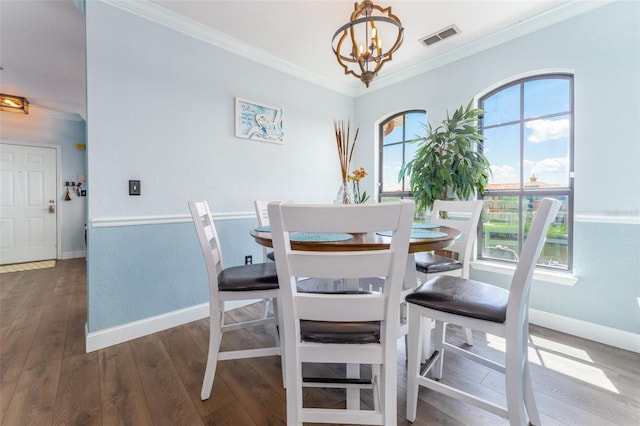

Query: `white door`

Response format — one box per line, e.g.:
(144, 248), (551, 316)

(0, 143), (58, 264)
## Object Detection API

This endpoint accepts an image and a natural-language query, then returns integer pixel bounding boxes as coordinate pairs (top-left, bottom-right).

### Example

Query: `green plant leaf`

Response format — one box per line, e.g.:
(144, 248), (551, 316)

(399, 98), (492, 212)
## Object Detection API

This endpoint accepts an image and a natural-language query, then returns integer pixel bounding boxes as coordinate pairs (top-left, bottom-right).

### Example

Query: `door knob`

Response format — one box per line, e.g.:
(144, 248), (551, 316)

(48, 200), (56, 213)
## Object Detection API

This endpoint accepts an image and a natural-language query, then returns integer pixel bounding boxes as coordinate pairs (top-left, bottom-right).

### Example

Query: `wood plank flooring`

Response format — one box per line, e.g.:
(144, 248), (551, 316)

(1, 258), (638, 425)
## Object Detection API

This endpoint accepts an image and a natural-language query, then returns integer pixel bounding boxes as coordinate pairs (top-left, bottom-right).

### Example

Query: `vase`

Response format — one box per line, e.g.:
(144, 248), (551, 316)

(335, 180), (354, 204)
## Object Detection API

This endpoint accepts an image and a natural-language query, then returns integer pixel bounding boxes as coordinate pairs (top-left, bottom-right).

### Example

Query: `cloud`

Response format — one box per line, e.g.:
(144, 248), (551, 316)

(490, 164), (518, 183)
(532, 157), (569, 175)
(526, 118), (569, 143)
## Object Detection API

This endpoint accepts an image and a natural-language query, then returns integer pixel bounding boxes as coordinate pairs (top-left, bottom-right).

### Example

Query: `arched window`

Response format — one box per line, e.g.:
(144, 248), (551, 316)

(378, 110), (426, 202)
(479, 74), (574, 270)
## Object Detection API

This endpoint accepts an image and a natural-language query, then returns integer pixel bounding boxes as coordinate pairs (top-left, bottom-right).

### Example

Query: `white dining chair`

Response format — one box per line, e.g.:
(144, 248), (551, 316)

(189, 200), (282, 400)
(269, 200), (415, 425)
(405, 198), (561, 425)
(413, 199), (484, 345)
(254, 200), (274, 262)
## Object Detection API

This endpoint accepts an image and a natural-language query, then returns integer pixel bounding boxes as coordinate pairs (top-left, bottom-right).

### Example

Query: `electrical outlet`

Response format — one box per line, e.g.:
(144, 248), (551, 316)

(245, 255), (252, 265)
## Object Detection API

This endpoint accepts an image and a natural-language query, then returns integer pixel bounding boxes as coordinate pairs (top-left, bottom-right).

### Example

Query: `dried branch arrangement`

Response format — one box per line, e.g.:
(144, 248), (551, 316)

(334, 120), (359, 181)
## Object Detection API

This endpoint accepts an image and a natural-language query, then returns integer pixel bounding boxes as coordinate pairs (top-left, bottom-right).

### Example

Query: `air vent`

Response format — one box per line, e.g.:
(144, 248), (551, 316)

(420, 25), (460, 47)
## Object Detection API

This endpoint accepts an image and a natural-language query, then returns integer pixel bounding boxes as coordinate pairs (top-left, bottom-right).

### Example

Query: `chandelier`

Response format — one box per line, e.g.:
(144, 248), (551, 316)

(332, 0), (404, 88)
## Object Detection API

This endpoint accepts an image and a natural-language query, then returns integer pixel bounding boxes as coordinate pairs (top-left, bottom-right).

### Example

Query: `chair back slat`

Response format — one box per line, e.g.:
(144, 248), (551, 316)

(295, 293), (386, 322)
(276, 203), (407, 234)
(430, 199), (483, 277)
(254, 200), (271, 226)
(189, 201), (224, 283)
(289, 251), (392, 279)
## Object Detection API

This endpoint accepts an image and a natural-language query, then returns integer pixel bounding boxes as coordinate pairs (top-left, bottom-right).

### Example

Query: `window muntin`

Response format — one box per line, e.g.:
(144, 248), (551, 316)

(479, 74), (573, 270)
(379, 110), (426, 200)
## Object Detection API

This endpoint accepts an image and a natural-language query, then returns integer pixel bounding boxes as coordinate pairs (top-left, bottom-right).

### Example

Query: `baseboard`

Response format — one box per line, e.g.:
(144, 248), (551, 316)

(61, 250), (86, 260)
(85, 300), (258, 352)
(530, 309), (640, 353)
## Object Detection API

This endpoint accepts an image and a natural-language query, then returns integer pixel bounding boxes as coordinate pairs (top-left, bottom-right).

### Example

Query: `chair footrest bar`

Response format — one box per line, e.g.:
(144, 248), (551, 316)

(221, 317), (275, 332)
(300, 408), (383, 425)
(303, 381), (374, 390)
(218, 346), (280, 360)
(420, 350), (440, 376)
(444, 342), (505, 373)
(303, 376), (374, 390)
(417, 374), (508, 419)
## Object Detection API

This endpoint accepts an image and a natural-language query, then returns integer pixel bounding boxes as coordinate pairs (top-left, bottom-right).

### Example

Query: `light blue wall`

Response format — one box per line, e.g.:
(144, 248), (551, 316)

(354, 1), (640, 334)
(88, 217), (264, 330)
(85, 1), (353, 332)
(1, 111), (87, 258)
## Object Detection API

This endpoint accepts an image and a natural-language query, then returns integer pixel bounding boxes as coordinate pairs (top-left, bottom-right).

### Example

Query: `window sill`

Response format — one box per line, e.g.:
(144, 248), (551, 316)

(471, 260), (578, 286)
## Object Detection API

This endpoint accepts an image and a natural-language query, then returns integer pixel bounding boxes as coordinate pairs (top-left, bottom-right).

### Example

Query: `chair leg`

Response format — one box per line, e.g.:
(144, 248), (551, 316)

(505, 333), (528, 426)
(381, 361), (397, 425)
(285, 353), (302, 425)
(406, 307), (423, 422)
(261, 298), (271, 319)
(272, 298), (286, 388)
(432, 320), (446, 379)
(346, 363), (360, 409)
(523, 351), (541, 425)
(463, 327), (474, 346)
(372, 364), (380, 412)
(271, 297), (280, 347)
(421, 317), (434, 362)
(200, 302), (223, 400)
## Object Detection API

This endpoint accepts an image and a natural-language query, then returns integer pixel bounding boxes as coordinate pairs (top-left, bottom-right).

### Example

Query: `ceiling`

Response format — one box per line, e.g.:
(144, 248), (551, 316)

(2, 0), (599, 118)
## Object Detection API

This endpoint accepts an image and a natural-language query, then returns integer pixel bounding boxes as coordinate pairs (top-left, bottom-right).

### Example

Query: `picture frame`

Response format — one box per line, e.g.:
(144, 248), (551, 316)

(235, 98), (284, 144)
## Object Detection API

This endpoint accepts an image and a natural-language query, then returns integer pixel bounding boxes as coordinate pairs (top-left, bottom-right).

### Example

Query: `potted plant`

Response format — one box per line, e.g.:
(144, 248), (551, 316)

(400, 100), (491, 213)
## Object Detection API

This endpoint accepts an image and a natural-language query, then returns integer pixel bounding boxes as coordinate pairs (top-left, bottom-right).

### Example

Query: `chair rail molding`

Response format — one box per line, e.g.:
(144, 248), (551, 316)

(91, 211), (256, 228)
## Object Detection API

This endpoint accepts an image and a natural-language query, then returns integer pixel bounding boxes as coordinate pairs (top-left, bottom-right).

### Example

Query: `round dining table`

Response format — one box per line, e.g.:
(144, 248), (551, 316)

(249, 225), (461, 254)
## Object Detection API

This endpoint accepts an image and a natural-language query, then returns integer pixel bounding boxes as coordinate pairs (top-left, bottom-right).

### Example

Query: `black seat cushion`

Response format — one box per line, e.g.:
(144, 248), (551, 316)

(415, 252), (462, 274)
(300, 320), (380, 344)
(298, 289), (381, 344)
(218, 262), (279, 291)
(405, 275), (509, 323)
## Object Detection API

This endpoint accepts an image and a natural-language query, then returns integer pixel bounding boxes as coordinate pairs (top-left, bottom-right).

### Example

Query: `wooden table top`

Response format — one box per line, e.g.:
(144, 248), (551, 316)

(249, 225), (460, 254)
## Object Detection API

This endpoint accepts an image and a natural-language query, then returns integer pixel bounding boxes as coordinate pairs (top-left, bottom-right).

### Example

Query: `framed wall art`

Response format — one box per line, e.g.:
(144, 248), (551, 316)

(235, 98), (284, 144)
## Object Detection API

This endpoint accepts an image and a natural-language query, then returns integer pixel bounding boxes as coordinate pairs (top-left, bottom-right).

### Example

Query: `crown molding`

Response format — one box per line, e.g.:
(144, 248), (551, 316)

(103, 0), (359, 97)
(103, 0), (613, 98)
(28, 105), (85, 122)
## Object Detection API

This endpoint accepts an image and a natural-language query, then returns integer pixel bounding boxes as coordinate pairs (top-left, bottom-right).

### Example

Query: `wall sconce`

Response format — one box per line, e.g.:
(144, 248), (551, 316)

(0, 94), (29, 114)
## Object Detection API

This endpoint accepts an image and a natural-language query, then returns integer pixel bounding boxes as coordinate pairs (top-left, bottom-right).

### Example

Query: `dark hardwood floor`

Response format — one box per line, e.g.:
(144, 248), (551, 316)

(1, 258), (638, 425)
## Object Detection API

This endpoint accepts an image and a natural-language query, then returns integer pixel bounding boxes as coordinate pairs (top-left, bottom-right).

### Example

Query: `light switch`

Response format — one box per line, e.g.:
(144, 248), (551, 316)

(129, 180), (141, 196)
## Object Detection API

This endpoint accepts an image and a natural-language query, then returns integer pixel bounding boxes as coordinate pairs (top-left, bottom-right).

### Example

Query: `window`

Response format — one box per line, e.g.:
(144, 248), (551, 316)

(379, 110), (426, 202)
(479, 74), (574, 270)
